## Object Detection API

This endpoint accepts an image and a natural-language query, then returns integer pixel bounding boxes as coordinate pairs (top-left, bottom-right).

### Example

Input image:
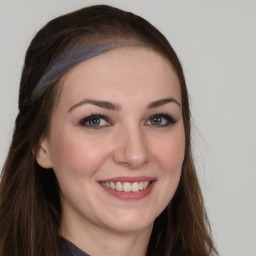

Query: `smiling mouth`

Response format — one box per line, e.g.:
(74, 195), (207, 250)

(100, 181), (151, 193)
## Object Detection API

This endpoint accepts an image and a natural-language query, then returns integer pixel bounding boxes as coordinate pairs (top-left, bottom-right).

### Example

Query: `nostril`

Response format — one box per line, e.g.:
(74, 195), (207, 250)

(117, 161), (132, 167)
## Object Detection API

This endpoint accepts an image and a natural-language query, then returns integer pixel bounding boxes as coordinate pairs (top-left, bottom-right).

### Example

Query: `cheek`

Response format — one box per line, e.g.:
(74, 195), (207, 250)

(155, 128), (185, 174)
(146, 127), (185, 217)
(48, 129), (110, 178)
(153, 126), (185, 202)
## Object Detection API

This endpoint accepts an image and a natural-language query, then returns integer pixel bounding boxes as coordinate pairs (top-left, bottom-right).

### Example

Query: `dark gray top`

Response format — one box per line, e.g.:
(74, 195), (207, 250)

(59, 237), (89, 256)
(59, 236), (179, 256)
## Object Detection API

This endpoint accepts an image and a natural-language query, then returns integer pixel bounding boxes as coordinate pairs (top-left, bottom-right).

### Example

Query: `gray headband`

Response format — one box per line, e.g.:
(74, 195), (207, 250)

(31, 42), (133, 101)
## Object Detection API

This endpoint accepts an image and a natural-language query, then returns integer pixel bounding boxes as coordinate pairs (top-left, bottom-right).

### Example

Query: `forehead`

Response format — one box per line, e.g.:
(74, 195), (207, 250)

(57, 46), (181, 109)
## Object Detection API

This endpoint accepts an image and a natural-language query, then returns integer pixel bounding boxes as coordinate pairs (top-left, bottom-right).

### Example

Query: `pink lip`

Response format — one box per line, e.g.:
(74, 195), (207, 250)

(99, 176), (156, 183)
(99, 178), (157, 200)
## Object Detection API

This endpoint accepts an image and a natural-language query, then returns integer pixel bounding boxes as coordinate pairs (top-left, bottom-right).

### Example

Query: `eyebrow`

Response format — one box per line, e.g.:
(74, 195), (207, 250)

(68, 99), (121, 112)
(68, 97), (180, 112)
(146, 98), (180, 109)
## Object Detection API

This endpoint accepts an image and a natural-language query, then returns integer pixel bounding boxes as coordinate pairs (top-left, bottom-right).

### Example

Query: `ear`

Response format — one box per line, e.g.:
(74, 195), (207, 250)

(36, 138), (53, 169)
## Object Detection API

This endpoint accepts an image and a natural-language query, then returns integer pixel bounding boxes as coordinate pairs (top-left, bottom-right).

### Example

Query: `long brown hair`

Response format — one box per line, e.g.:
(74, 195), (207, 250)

(0, 5), (218, 256)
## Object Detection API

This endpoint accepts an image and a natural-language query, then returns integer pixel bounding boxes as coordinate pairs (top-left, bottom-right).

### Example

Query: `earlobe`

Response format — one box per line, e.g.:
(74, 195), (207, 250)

(36, 138), (53, 169)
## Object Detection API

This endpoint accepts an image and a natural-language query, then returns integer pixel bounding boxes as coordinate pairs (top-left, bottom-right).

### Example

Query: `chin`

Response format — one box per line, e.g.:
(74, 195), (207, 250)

(101, 210), (156, 233)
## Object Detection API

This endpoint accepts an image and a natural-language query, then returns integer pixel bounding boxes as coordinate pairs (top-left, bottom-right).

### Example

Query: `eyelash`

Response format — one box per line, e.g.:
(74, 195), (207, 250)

(146, 113), (177, 127)
(79, 114), (111, 128)
(79, 113), (176, 128)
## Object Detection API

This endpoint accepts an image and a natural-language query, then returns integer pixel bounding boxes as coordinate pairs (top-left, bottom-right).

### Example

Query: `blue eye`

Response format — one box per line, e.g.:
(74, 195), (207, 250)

(146, 114), (176, 126)
(79, 114), (110, 128)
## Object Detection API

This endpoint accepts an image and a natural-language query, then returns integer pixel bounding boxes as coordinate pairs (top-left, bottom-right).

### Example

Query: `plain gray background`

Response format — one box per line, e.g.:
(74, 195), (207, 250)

(1, 1), (256, 255)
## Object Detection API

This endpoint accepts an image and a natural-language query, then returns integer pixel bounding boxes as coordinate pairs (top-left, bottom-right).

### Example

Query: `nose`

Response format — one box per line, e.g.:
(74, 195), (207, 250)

(112, 126), (149, 170)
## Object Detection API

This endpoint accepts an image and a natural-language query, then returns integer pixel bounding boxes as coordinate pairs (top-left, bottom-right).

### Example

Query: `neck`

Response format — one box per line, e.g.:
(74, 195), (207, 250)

(60, 211), (153, 256)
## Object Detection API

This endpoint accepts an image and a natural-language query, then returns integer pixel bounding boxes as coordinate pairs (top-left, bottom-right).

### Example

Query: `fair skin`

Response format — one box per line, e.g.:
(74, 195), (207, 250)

(37, 46), (185, 256)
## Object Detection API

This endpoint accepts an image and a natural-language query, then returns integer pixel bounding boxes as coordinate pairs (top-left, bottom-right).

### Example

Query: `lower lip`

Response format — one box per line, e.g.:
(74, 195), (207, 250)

(100, 182), (155, 200)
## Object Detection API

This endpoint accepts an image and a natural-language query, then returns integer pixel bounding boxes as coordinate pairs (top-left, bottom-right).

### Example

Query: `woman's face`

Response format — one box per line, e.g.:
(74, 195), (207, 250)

(37, 46), (185, 235)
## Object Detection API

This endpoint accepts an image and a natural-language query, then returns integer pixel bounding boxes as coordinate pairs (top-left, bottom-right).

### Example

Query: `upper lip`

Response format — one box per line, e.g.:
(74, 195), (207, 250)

(99, 176), (157, 183)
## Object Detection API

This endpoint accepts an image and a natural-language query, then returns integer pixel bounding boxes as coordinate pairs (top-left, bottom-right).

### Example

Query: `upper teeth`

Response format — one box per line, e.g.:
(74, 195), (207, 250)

(101, 181), (150, 192)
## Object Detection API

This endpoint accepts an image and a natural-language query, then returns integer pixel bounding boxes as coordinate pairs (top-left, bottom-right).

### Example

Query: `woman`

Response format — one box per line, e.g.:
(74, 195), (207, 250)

(0, 5), (218, 256)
